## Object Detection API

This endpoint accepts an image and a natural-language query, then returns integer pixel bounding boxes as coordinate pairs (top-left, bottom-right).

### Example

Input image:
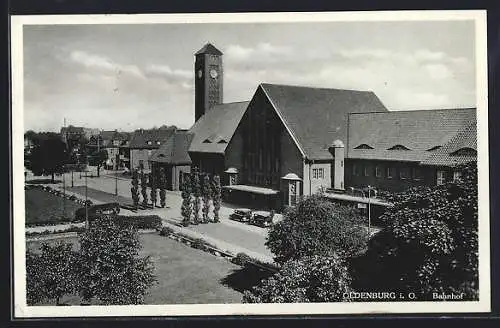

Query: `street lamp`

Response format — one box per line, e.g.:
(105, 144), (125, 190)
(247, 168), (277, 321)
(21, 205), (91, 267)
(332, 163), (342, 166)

(84, 169), (89, 229)
(366, 185), (377, 236)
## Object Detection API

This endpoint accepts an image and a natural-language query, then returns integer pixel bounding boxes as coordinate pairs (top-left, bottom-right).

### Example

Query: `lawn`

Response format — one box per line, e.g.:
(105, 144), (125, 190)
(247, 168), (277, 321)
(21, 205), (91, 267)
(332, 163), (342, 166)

(25, 188), (81, 225)
(67, 186), (133, 206)
(27, 232), (253, 305)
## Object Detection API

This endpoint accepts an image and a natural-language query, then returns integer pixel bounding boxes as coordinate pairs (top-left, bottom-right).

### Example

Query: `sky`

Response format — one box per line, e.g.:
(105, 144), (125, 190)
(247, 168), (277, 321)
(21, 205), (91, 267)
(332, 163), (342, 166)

(22, 19), (476, 132)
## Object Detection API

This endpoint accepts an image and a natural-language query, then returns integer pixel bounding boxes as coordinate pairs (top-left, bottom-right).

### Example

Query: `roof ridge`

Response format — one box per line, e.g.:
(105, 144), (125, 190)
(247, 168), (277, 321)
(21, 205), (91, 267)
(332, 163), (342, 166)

(260, 82), (373, 93)
(348, 107), (476, 115)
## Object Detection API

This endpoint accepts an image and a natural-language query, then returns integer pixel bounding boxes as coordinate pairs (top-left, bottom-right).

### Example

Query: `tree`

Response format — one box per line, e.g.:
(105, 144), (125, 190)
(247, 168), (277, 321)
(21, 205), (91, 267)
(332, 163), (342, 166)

(140, 170), (148, 207)
(131, 169), (140, 209)
(26, 242), (78, 305)
(243, 255), (352, 303)
(78, 216), (156, 305)
(88, 149), (108, 177)
(158, 167), (167, 208)
(355, 162), (478, 300)
(211, 174), (222, 223)
(266, 194), (368, 265)
(26, 132), (68, 182)
(181, 174), (192, 227)
(191, 168), (201, 225)
(201, 174), (211, 223)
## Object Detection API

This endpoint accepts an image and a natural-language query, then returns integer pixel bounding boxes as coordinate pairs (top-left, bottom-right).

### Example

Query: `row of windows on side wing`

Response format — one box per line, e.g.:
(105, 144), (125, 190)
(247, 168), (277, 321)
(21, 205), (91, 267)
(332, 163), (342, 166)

(351, 164), (421, 180)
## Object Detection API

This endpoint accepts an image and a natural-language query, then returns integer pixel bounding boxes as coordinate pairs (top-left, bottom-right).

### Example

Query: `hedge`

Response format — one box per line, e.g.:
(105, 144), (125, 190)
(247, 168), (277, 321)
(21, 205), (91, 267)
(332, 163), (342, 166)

(113, 215), (162, 230)
(75, 203), (120, 221)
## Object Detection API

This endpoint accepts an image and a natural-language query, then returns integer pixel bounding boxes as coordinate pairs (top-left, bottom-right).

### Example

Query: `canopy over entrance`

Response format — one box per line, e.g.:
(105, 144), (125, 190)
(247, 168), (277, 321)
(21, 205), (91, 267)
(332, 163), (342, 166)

(223, 184), (279, 195)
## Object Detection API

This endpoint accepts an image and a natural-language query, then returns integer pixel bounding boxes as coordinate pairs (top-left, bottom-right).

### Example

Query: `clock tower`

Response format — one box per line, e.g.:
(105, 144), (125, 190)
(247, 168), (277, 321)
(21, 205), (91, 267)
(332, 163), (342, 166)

(194, 43), (223, 122)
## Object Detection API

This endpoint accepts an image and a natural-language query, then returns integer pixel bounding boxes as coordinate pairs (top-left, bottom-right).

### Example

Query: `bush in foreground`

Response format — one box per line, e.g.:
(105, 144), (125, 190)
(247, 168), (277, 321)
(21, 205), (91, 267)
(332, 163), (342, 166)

(243, 255), (352, 303)
(78, 216), (157, 305)
(266, 194), (368, 265)
(353, 162), (478, 300)
(26, 242), (78, 305)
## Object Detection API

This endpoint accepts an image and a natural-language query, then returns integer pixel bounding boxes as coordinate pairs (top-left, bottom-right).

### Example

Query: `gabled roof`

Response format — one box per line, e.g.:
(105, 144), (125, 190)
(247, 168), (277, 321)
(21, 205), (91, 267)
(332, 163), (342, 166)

(128, 126), (177, 149)
(188, 101), (250, 154)
(260, 83), (388, 160)
(347, 108), (476, 163)
(195, 43), (223, 56)
(150, 130), (194, 165)
(421, 120), (477, 166)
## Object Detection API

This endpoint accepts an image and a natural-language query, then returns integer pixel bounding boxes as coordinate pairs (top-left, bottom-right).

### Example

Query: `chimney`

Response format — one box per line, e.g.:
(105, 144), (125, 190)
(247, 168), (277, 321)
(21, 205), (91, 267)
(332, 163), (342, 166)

(329, 140), (345, 191)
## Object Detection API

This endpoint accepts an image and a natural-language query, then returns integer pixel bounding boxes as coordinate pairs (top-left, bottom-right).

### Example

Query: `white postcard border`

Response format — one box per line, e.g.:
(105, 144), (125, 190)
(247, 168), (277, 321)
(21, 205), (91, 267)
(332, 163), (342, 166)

(10, 10), (490, 317)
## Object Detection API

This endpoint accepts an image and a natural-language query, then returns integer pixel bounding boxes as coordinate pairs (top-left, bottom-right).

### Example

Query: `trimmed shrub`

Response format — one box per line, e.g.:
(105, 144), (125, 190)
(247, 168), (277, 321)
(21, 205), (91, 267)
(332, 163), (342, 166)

(191, 238), (206, 250)
(232, 252), (252, 266)
(160, 226), (174, 236)
(75, 203), (120, 221)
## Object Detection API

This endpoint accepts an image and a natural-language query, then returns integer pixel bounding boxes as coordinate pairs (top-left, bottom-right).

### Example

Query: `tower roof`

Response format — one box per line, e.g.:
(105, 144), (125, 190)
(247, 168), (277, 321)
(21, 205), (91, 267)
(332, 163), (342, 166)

(195, 43), (223, 56)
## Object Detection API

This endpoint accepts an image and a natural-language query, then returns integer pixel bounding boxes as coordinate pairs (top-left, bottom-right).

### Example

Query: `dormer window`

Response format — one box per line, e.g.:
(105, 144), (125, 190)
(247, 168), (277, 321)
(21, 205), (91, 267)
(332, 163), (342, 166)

(217, 139), (227, 144)
(427, 146), (441, 151)
(450, 147), (477, 156)
(387, 145), (410, 151)
(147, 141), (152, 145)
(156, 141), (161, 145)
(202, 139), (212, 143)
(354, 144), (374, 150)
(158, 154), (165, 157)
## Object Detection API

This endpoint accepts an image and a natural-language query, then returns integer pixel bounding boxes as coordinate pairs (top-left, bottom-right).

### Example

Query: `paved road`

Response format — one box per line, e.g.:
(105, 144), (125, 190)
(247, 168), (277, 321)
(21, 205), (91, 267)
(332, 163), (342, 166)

(49, 172), (276, 260)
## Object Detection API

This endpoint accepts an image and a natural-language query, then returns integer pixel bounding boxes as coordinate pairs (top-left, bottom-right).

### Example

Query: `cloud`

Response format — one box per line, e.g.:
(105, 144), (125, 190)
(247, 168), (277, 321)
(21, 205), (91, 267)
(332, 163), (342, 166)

(424, 63), (453, 80)
(145, 64), (192, 80)
(70, 50), (146, 80)
(226, 42), (292, 62)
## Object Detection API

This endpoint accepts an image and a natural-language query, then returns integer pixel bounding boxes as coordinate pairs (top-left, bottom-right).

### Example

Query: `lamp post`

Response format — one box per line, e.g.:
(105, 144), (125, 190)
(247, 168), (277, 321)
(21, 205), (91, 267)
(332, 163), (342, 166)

(85, 170), (89, 229)
(366, 185), (377, 236)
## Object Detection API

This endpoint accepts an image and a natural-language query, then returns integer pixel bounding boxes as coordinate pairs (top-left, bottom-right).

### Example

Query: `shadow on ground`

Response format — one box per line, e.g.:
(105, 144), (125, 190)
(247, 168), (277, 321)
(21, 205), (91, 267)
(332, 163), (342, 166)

(220, 264), (275, 293)
(26, 178), (62, 184)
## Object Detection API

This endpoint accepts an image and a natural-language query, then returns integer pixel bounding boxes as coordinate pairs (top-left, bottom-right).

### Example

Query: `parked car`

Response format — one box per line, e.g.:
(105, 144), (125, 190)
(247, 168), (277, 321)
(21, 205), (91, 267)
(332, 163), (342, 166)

(250, 210), (274, 227)
(229, 208), (253, 223)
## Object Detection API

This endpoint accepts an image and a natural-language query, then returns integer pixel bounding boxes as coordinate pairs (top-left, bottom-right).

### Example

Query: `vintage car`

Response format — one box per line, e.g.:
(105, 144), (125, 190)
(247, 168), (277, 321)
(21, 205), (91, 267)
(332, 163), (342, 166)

(229, 208), (253, 223)
(249, 210), (274, 227)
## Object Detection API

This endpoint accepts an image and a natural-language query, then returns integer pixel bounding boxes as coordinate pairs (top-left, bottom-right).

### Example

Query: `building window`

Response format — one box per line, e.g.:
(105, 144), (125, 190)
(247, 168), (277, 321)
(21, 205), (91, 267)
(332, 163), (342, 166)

(312, 168), (325, 179)
(399, 167), (410, 180)
(148, 150), (152, 156)
(386, 167), (393, 179)
(341, 160), (343, 167)
(412, 167), (422, 180)
(139, 160), (144, 170)
(156, 141), (161, 145)
(375, 166), (382, 177)
(437, 170), (446, 185)
(353, 164), (359, 176)
(363, 166), (369, 176)
(453, 171), (462, 182)
(147, 141), (152, 145)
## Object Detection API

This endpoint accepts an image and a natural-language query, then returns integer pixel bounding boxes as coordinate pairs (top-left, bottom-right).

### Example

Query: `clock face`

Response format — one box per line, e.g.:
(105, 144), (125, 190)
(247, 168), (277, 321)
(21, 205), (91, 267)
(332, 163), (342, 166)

(210, 69), (218, 79)
(197, 70), (202, 78)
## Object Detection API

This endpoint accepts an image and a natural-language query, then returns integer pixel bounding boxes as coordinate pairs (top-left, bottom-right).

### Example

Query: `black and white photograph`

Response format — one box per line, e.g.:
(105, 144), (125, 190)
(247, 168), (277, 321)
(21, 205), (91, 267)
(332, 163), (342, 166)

(11, 11), (490, 317)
